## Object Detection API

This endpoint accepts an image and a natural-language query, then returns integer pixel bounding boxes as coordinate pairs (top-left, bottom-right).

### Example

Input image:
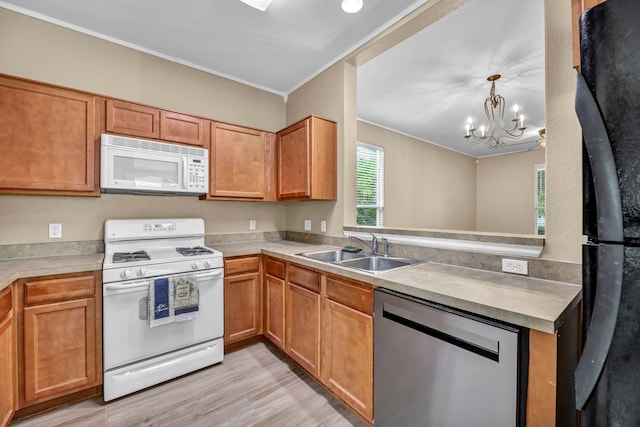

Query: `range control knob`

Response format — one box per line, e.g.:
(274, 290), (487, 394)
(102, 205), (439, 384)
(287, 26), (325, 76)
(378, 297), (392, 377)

(192, 260), (203, 270)
(137, 267), (148, 277)
(120, 269), (133, 279)
(203, 259), (212, 268)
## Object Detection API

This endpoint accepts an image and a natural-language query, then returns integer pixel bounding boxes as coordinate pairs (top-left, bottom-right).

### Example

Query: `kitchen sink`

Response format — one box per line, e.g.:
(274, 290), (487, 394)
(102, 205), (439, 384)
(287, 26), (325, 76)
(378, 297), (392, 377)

(339, 256), (421, 273)
(298, 249), (423, 274)
(298, 249), (367, 263)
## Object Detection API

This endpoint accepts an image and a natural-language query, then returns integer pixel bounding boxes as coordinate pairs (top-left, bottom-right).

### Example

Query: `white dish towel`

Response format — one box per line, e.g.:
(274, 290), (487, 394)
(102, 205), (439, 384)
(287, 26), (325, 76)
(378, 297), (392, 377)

(172, 274), (199, 322)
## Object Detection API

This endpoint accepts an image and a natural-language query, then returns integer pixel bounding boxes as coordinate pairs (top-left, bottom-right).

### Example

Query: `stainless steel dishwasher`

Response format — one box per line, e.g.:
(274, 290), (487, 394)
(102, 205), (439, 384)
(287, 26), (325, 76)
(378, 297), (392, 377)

(374, 288), (525, 427)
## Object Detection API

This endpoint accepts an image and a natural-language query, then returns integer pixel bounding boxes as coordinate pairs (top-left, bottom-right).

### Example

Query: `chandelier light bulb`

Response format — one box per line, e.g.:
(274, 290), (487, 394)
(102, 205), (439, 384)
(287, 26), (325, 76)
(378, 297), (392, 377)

(341, 0), (364, 13)
(513, 104), (519, 118)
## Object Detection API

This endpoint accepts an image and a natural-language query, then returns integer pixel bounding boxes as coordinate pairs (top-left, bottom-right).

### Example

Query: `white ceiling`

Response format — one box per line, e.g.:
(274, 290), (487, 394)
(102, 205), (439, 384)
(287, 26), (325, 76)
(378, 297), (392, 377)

(358, 0), (545, 158)
(0, 0), (545, 158)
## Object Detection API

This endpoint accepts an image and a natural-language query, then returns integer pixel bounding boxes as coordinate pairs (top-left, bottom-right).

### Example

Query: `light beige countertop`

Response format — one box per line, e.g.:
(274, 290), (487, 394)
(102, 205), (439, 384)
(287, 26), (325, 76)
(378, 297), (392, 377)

(0, 253), (104, 291)
(213, 240), (582, 334)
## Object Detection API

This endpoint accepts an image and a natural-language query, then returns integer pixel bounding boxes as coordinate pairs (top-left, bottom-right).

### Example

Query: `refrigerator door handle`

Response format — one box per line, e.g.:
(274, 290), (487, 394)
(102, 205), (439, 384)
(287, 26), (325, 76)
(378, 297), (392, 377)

(575, 243), (623, 409)
(575, 72), (624, 242)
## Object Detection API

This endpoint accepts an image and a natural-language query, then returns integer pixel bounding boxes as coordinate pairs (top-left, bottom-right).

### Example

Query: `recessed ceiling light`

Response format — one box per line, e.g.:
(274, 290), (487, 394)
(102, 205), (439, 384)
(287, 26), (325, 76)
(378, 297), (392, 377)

(341, 0), (363, 14)
(239, 0), (273, 12)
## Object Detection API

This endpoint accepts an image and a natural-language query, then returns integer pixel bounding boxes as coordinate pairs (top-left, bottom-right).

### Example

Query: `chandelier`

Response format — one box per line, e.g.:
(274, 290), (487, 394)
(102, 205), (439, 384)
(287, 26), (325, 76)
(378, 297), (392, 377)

(464, 74), (526, 148)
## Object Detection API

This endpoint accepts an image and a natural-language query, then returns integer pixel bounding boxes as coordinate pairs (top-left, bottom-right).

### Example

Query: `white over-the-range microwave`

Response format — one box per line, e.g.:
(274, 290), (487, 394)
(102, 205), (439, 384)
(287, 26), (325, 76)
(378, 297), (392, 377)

(100, 134), (209, 195)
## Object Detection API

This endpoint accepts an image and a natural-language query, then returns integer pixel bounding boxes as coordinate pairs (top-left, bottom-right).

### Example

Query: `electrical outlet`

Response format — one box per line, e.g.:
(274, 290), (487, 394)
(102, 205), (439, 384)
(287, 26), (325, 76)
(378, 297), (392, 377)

(502, 258), (528, 275)
(304, 220), (312, 231)
(249, 219), (256, 231)
(321, 220), (327, 233)
(49, 223), (62, 239)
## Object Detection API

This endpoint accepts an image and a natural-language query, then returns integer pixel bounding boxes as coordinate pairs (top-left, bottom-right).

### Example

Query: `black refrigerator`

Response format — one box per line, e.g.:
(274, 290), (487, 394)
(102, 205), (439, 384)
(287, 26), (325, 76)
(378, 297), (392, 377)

(575, 0), (640, 425)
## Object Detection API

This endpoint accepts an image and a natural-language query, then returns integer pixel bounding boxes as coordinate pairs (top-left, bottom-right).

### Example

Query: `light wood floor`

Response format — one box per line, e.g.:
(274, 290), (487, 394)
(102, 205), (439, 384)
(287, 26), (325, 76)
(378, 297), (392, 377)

(11, 341), (366, 427)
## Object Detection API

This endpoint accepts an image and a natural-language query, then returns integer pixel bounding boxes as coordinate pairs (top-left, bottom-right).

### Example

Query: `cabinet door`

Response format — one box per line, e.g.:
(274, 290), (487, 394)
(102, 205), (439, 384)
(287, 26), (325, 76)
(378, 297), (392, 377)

(23, 298), (96, 403)
(224, 272), (262, 345)
(106, 99), (160, 139)
(0, 287), (16, 427)
(286, 282), (321, 378)
(323, 299), (373, 422)
(209, 122), (267, 199)
(160, 111), (207, 147)
(276, 115), (337, 201)
(277, 119), (310, 199)
(264, 274), (286, 350)
(0, 76), (99, 195)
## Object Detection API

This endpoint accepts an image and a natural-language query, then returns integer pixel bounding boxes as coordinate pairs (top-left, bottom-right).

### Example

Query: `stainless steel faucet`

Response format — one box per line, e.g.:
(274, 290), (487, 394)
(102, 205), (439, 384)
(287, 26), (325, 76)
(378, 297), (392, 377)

(349, 232), (388, 256)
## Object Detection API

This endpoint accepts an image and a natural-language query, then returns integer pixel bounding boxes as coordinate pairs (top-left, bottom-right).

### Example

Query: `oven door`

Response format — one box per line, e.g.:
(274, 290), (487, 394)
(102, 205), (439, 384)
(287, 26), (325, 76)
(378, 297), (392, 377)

(102, 269), (223, 371)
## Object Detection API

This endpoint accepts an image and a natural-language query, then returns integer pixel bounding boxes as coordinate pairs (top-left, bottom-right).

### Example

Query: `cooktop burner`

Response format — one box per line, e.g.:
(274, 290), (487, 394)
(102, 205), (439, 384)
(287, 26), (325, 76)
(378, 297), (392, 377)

(176, 246), (214, 256)
(113, 250), (151, 263)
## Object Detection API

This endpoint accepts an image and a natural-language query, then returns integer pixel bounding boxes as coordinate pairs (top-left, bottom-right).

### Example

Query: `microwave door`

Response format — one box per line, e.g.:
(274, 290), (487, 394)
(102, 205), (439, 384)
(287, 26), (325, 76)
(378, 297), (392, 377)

(104, 147), (185, 192)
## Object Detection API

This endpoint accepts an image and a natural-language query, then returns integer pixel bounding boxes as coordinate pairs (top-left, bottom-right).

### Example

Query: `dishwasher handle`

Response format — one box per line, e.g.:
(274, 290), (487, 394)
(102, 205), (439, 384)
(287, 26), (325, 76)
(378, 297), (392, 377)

(382, 308), (500, 362)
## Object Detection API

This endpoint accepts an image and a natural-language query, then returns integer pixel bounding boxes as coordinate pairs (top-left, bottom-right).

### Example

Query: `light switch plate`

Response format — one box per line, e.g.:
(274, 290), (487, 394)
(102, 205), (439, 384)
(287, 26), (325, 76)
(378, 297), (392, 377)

(249, 219), (256, 231)
(321, 220), (327, 232)
(49, 223), (62, 239)
(304, 220), (312, 231)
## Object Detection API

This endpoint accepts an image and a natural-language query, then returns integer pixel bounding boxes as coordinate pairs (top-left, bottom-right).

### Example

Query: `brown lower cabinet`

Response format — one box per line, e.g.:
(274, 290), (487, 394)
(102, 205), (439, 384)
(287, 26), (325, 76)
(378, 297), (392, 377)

(322, 275), (374, 422)
(263, 257), (286, 350)
(261, 257), (374, 423)
(0, 286), (16, 427)
(15, 271), (102, 419)
(224, 256), (262, 349)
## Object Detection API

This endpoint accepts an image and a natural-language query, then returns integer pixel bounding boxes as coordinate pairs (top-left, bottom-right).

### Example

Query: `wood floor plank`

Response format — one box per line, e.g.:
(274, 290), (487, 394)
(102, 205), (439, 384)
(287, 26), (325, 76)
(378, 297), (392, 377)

(12, 342), (366, 427)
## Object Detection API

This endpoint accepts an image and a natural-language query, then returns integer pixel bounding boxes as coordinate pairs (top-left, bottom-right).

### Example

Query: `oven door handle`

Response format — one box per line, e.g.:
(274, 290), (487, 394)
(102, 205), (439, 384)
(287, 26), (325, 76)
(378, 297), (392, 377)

(104, 280), (152, 291)
(194, 270), (223, 280)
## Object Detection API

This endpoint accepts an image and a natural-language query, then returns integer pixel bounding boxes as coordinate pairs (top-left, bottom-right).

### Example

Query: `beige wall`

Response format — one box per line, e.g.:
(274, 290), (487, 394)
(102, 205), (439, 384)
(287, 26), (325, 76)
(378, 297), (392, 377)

(357, 121), (477, 230)
(0, 9), (287, 244)
(542, 0), (584, 262)
(476, 150), (546, 234)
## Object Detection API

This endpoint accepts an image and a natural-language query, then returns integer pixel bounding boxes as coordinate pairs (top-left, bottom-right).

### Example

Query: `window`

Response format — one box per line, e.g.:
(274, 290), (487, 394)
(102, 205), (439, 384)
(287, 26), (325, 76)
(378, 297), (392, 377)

(535, 163), (545, 235)
(356, 142), (384, 226)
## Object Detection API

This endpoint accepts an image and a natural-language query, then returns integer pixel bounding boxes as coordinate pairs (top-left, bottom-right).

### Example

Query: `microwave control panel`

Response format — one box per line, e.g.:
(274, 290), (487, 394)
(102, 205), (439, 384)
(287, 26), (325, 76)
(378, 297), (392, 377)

(187, 157), (209, 193)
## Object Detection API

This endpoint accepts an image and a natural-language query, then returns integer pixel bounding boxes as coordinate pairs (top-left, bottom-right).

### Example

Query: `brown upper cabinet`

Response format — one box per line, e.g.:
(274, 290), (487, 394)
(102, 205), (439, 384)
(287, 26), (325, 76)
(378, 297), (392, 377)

(106, 99), (160, 139)
(0, 75), (100, 196)
(572, 0), (607, 69)
(204, 122), (276, 200)
(160, 111), (207, 147)
(276, 115), (337, 201)
(106, 99), (208, 147)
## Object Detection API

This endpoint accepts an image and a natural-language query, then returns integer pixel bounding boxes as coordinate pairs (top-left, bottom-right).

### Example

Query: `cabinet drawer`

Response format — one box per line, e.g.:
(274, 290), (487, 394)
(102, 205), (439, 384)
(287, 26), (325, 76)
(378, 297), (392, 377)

(265, 258), (286, 279)
(289, 264), (320, 293)
(326, 276), (373, 315)
(225, 256), (260, 276)
(0, 286), (11, 323)
(24, 274), (96, 306)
